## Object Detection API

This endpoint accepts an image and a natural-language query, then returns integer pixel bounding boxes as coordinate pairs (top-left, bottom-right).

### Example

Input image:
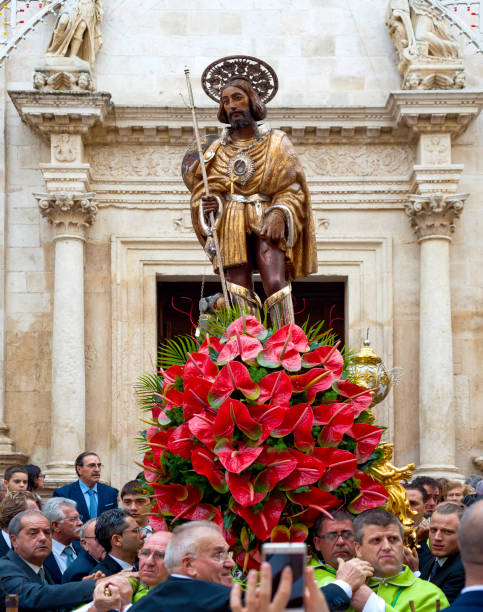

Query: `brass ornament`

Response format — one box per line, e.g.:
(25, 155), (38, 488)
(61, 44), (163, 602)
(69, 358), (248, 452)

(227, 152), (256, 186)
(370, 443), (417, 548)
(346, 336), (392, 409)
(201, 55), (278, 104)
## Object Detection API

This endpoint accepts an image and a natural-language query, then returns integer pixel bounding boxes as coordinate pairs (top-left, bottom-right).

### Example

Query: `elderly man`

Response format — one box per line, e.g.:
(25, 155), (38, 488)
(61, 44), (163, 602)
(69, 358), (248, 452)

(349, 509), (449, 612)
(448, 500), (483, 610)
(0, 509), (98, 610)
(421, 502), (465, 603)
(93, 508), (145, 575)
(311, 509), (374, 602)
(42, 497), (83, 583)
(62, 517), (106, 582)
(53, 452), (118, 520)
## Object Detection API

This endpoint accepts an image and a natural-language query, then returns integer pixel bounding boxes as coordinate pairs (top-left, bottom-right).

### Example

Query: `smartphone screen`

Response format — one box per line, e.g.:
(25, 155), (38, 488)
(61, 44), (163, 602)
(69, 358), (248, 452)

(263, 548), (305, 610)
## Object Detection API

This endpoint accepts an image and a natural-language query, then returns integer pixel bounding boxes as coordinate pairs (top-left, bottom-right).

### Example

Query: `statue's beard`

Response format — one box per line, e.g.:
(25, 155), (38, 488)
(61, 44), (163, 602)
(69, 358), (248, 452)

(229, 109), (254, 130)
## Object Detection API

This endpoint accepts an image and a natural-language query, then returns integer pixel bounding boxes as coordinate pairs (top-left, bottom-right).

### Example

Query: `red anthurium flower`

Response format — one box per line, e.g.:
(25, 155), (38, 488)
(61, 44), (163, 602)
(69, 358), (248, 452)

(287, 486), (339, 516)
(183, 377), (213, 420)
(148, 514), (168, 531)
(226, 471), (267, 507)
(254, 453), (299, 496)
(291, 368), (334, 403)
(167, 422), (200, 459)
(184, 352), (219, 386)
(333, 380), (373, 417)
(153, 389), (184, 425)
(142, 456), (159, 483)
(233, 493), (286, 542)
(182, 502), (223, 527)
(214, 439), (263, 473)
(191, 448), (228, 494)
(257, 323), (308, 372)
(246, 403), (285, 443)
(347, 424), (384, 463)
(301, 343), (344, 378)
(348, 471), (389, 513)
(222, 315), (268, 342)
(161, 364), (184, 389)
(151, 483), (201, 518)
(208, 361), (260, 409)
(217, 333), (263, 366)
(188, 414), (216, 450)
(270, 523), (308, 543)
(271, 403), (311, 438)
(147, 429), (174, 464)
(234, 547), (262, 573)
(313, 403), (355, 446)
(198, 335), (223, 355)
(294, 406), (314, 452)
(312, 448), (358, 491)
(278, 450), (325, 491)
(214, 399), (262, 441)
(257, 371), (292, 407)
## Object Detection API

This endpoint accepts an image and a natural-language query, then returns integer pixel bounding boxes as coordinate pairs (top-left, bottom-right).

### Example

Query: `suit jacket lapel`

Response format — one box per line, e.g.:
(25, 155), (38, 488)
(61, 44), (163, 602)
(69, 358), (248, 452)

(74, 481), (90, 522)
(7, 550), (45, 583)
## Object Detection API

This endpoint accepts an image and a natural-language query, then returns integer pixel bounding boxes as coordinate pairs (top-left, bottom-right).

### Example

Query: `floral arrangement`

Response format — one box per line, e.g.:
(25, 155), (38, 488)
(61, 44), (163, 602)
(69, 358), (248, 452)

(137, 314), (389, 572)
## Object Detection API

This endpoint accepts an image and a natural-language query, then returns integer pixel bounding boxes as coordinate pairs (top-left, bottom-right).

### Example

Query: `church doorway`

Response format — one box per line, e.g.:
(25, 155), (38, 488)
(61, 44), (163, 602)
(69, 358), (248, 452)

(157, 279), (345, 348)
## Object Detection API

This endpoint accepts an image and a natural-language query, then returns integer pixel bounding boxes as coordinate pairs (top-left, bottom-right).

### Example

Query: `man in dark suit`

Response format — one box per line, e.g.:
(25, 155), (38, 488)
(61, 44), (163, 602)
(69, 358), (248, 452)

(131, 520), (348, 612)
(53, 452), (118, 521)
(62, 517), (106, 582)
(448, 500), (483, 611)
(421, 502), (466, 604)
(42, 497), (83, 583)
(92, 508), (145, 575)
(0, 509), (97, 611)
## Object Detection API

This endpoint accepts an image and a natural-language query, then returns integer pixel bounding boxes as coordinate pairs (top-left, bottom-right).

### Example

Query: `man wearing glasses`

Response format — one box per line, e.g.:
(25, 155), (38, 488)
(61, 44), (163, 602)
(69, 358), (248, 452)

(311, 510), (374, 601)
(92, 509), (145, 576)
(53, 451), (118, 520)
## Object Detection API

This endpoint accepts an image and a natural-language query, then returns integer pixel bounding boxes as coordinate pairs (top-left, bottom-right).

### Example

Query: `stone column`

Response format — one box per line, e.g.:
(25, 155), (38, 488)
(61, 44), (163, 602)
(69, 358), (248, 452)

(34, 190), (96, 483)
(406, 191), (467, 480)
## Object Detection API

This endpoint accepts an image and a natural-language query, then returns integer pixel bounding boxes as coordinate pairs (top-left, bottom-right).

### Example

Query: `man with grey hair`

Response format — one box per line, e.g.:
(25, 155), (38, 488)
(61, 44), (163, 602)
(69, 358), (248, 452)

(129, 520), (234, 611)
(446, 500), (483, 610)
(62, 517), (106, 583)
(0, 509), (99, 610)
(42, 496), (83, 583)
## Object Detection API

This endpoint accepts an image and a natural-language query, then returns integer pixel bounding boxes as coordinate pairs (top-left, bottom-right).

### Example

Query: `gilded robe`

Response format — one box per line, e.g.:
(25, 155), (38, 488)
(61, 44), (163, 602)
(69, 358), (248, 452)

(187, 127), (317, 281)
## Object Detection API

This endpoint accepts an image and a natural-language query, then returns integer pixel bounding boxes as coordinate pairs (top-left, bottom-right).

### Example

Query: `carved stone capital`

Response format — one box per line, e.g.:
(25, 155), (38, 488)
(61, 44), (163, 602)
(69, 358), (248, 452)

(405, 193), (468, 240)
(34, 191), (97, 238)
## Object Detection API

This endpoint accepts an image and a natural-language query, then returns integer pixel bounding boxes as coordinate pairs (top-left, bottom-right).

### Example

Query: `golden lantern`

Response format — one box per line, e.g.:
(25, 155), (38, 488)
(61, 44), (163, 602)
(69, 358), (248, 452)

(346, 333), (392, 408)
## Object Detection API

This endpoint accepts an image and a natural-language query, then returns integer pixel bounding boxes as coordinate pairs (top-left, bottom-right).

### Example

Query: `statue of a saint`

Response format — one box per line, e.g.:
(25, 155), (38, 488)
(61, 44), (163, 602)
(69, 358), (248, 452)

(182, 56), (317, 327)
(45, 0), (103, 68)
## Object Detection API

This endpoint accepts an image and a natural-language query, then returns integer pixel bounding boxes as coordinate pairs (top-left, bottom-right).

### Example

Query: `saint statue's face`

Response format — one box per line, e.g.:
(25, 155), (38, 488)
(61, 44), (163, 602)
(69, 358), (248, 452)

(221, 86), (253, 130)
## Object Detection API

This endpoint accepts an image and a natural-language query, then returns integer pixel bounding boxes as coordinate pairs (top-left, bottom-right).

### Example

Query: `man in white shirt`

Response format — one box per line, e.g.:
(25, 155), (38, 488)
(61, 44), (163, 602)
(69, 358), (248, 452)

(42, 496), (83, 583)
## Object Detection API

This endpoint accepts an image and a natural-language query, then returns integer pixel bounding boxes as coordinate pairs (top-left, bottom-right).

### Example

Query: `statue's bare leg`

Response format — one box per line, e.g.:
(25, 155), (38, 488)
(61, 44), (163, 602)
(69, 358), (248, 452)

(225, 261), (261, 315)
(256, 238), (294, 326)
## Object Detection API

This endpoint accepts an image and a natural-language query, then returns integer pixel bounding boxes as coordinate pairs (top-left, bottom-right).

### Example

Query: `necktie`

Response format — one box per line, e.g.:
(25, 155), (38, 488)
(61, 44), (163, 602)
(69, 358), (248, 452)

(87, 488), (98, 518)
(429, 559), (439, 581)
(38, 567), (48, 585)
(64, 546), (75, 567)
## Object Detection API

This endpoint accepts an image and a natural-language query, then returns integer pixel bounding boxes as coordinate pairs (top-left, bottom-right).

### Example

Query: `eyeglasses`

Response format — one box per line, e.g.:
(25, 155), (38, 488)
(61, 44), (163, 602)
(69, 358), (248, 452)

(123, 527), (143, 535)
(210, 551), (233, 563)
(85, 463), (103, 469)
(61, 515), (82, 523)
(138, 549), (165, 561)
(316, 530), (354, 542)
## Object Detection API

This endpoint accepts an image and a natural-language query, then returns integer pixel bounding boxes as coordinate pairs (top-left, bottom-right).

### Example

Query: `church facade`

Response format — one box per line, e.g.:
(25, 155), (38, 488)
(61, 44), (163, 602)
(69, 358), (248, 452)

(0, 0), (482, 490)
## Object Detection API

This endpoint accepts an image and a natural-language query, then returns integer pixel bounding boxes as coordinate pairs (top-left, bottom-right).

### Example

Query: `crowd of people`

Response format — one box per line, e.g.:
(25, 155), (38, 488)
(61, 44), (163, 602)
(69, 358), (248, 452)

(0, 454), (481, 611)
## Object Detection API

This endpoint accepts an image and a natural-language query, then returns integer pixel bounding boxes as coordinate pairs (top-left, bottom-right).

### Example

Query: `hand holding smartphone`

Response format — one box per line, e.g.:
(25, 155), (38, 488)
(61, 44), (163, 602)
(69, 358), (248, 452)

(262, 542), (307, 612)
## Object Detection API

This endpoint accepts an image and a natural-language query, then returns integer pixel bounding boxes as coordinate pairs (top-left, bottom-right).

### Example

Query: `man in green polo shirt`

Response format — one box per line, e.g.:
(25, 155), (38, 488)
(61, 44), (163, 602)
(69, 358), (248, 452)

(349, 508), (449, 612)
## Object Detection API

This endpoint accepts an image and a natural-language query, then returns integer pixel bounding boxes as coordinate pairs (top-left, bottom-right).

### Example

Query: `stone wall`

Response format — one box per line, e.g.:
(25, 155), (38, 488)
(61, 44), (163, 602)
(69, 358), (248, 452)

(1, 0), (482, 486)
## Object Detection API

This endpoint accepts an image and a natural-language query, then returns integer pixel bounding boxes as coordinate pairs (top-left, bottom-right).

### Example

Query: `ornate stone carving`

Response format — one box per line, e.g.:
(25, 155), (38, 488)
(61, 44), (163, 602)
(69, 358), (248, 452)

(421, 135), (450, 165)
(52, 134), (81, 163)
(405, 192), (467, 239)
(33, 66), (94, 92)
(386, 0), (465, 90)
(298, 145), (414, 177)
(34, 191), (97, 237)
(45, 0), (103, 69)
(87, 145), (184, 178)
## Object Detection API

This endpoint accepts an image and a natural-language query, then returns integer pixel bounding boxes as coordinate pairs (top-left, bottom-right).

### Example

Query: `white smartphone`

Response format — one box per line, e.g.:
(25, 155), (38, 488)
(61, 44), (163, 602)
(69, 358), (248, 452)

(262, 542), (307, 612)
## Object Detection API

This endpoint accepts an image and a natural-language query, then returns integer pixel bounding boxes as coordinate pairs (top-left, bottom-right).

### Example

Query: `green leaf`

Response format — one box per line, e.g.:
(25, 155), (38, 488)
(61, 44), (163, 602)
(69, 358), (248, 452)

(158, 335), (199, 369)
